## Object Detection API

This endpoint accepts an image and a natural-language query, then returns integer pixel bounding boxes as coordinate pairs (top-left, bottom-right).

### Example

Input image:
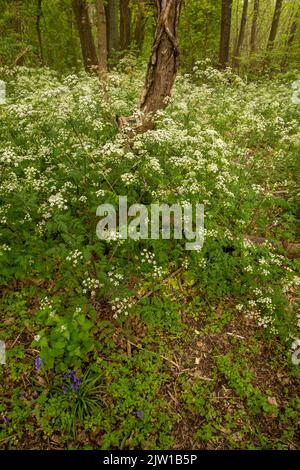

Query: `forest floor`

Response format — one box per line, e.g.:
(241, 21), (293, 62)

(0, 64), (299, 449)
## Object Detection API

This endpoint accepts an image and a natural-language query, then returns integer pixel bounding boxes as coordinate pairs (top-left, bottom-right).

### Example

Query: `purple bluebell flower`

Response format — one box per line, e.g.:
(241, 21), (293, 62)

(136, 410), (144, 419)
(71, 378), (82, 393)
(62, 371), (82, 394)
(35, 356), (42, 371)
(3, 416), (8, 424)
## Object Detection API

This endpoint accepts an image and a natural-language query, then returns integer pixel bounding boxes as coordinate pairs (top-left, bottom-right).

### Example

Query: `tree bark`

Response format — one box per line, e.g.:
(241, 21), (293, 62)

(72, 0), (99, 72)
(219, 0), (233, 69)
(250, 0), (259, 53)
(12, 0), (25, 65)
(267, 0), (283, 50)
(120, 0), (131, 51)
(287, 7), (299, 47)
(36, 0), (44, 65)
(106, 0), (120, 57)
(134, 0), (146, 52)
(95, 0), (108, 78)
(140, 0), (182, 115)
(118, 0), (182, 133)
(281, 6), (299, 69)
(233, 0), (248, 68)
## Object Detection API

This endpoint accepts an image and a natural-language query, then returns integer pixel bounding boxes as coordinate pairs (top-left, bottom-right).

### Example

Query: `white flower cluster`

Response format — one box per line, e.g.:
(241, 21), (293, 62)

(141, 249), (156, 265)
(111, 296), (134, 319)
(140, 249), (165, 279)
(145, 157), (164, 176)
(120, 172), (136, 186)
(0, 244), (11, 256)
(108, 269), (124, 287)
(40, 296), (53, 310)
(40, 296), (57, 319)
(48, 192), (68, 210)
(66, 249), (83, 267)
(0, 147), (19, 166)
(244, 265), (253, 273)
(236, 293), (277, 334)
(102, 229), (125, 244)
(95, 189), (106, 197)
(40, 192), (68, 219)
(82, 276), (103, 297)
(282, 275), (300, 294)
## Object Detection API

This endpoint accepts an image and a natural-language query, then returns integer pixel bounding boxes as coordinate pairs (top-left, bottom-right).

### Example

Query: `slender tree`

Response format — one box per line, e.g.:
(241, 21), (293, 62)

(106, 0), (120, 57)
(134, 0), (146, 52)
(219, 0), (233, 68)
(118, 0), (182, 133)
(36, 0), (44, 65)
(120, 0), (131, 51)
(281, 5), (299, 68)
(72, 0), (99, 72)
(267, 0), (283, 50)
(233, 0), (248, 68)
(286, 6), (299, 47)
(139, 0), (182, 116)
(250, 0), (259, 53)
(95, 0), (108, 78)
(233, 0), (241, 56)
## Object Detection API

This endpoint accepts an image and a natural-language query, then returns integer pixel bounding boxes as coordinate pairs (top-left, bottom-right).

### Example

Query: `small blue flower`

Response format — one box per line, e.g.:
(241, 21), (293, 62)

(136, 410), (144, 419)
(71, 379), (82, 393)
(62, 371), (82, 394)
(3, 416), (9, 424)
(35, 356), (42, 371)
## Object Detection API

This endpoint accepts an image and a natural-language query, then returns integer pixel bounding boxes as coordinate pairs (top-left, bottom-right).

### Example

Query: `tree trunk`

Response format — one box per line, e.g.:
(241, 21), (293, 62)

(140, 0), (182, 116)
(120, 0), (131, 51)
(250, 0), (259, 53)
(219, 0), (233, 69)
(281, 6), (299, 69)
(36, 0), (44, 65)
(233, 0), (241, 59)
(287, 7), (299, 47)
(72, 0), (99, 72)
(13, 0), (26, 65)
(134, 0), (146, 52)
(267, 0), (283, 50)
(106, 0), (120, 57)
(233, 0), (248, 68)
(118, 0), (182, 133)
(95, 0), (108, 78)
